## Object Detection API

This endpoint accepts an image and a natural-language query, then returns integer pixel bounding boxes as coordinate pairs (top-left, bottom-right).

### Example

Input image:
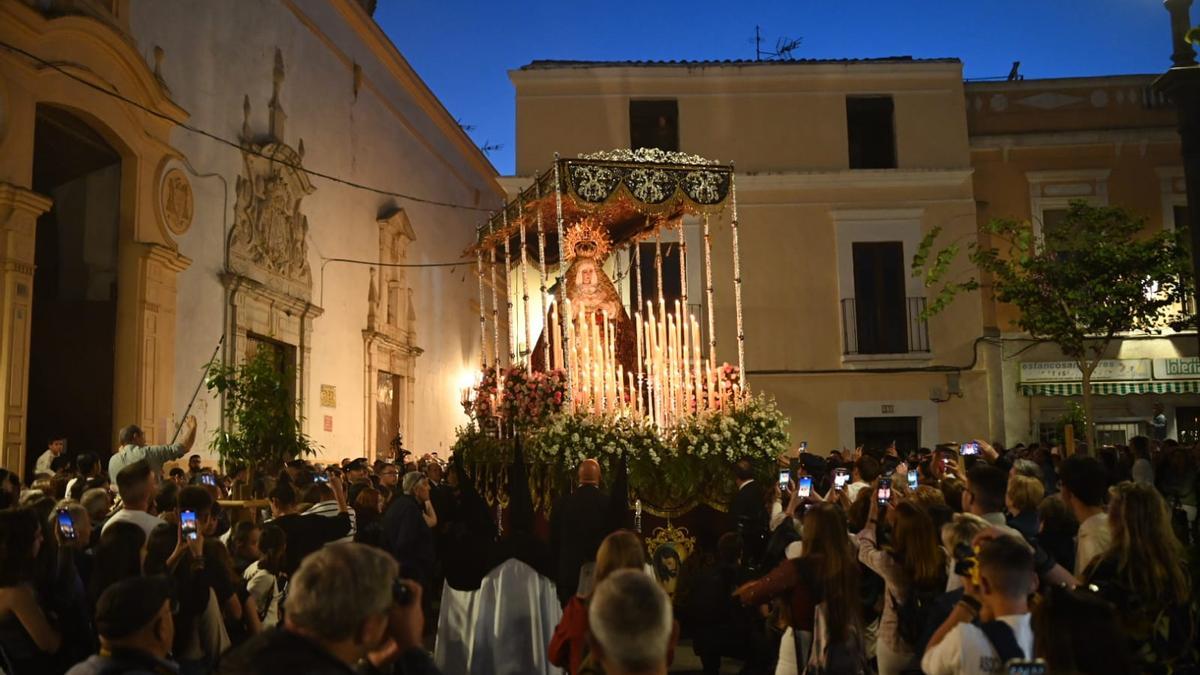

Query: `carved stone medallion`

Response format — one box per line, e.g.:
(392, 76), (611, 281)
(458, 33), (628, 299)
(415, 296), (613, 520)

(230, 141), (314, 296)
(160, 167), (193, 235)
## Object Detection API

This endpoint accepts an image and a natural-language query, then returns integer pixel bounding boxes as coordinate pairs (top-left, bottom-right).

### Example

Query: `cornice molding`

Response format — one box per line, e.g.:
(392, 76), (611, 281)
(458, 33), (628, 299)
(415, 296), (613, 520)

(736, 168), (974, 191)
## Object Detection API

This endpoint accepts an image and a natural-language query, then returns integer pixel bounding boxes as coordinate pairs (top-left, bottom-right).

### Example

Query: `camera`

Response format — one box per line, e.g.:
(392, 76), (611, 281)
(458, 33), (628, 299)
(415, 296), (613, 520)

(953, 542), (981, 587)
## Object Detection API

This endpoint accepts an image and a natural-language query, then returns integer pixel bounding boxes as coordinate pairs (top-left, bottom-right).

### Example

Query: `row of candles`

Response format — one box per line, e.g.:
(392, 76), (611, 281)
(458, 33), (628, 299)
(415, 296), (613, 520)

(542, 297), (740, 427)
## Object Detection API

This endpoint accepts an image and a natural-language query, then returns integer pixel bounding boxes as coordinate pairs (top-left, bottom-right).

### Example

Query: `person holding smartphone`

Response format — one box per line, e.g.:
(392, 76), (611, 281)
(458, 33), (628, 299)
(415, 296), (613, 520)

(855, 481), (947, 674)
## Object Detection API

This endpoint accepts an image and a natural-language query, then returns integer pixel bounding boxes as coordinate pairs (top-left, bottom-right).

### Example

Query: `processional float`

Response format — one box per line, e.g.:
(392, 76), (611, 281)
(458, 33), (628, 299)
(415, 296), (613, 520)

(469, 148), (747, 424)
(456, 149), (788, 565)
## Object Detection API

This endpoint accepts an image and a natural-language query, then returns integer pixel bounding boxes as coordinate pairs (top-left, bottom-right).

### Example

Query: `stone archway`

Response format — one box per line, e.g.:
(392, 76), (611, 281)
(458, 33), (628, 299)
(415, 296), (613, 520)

(0, 2), (189, 477)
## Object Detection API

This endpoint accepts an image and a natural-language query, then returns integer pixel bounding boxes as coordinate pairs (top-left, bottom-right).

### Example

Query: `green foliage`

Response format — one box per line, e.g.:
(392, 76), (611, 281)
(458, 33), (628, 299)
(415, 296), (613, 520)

(205, 349), (318, 475)
(915, 202), (1194, 354)
(452, 395), (790, 508)
(914, 201), (1194, 448)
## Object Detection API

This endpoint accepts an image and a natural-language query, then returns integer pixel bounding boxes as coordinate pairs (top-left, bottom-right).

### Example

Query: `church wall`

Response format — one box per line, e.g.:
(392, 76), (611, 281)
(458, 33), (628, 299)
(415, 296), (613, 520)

(129, 0), (501, 463)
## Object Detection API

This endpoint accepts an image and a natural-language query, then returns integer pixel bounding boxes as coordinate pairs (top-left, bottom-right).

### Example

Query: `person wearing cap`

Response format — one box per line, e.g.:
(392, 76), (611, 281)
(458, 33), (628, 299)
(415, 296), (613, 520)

(66, 575), (179, 675)
(345, 458), (371, 486)
(217, 542), (436, 675)
(380, 472), (436, 591)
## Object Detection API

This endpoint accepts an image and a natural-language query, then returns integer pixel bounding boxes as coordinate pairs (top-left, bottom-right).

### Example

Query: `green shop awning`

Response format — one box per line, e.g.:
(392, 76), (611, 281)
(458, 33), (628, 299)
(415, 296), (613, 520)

(1019, 380), (1200, 396)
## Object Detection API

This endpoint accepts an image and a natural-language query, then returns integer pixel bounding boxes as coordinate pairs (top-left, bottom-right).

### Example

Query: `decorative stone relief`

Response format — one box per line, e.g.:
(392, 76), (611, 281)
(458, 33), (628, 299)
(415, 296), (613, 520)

(229, 48), (314, 300)
(1017, 92), (1083, 110)
(159, 167), (193, 235)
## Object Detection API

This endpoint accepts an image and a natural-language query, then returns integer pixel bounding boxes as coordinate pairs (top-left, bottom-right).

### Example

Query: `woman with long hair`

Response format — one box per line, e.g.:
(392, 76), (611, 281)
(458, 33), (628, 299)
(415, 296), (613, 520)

(736, 503), (867, 674)
(0, 508), (62, 673)
(87, 521), (146, 610)
(857, 490), (947, 675)
(548, 530), (646, 674)
(1083, 481), (1197, 673)
(1033, 584), (1133, 675)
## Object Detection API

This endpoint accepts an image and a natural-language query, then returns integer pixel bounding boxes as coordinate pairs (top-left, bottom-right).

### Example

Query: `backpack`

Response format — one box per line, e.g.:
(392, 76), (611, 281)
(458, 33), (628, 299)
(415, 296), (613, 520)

(890, 583), (943, 652)
(977, 620), (1026, 664)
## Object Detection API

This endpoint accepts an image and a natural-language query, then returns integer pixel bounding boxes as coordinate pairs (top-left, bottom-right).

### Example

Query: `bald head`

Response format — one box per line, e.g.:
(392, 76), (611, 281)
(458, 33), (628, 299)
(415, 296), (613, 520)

(578, 459), (601, 486)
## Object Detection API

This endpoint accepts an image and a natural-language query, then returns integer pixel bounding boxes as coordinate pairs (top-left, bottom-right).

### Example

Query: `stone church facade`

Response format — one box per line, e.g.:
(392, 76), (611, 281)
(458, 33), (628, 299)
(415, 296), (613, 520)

(0, 0), (501, 475)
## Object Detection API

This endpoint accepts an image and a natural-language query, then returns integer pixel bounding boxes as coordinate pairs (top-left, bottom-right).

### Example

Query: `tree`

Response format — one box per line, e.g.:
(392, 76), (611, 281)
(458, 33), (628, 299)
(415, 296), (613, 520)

(913, 201), (1193, 450)
(205, 348), (318, 484)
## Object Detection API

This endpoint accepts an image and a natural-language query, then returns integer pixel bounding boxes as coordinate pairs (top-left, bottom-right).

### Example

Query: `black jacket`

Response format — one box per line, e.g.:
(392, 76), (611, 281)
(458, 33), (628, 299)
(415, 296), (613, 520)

(550, 484), (610, 604)
(271, 511), (353, 576)
(381, 495), (435, 586)
(217, 627), (440, 675)
(730, 480), (767, 562)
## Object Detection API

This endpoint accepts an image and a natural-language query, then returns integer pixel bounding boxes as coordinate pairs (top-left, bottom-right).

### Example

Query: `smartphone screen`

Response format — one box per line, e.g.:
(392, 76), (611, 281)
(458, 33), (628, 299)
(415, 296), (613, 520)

(778, 470), (790, 491)
(799, 441), (808, 452)
(181, 509), (198, 541)
(798, 476), (812, 498)
(834, 470), (850, 490)
(877, 478), (892, 506)
(201, 473), (216, 486)
(315, 473), (330, 483)
(907, 469), (919, 490)
(960, 441), (980, 456)
(56, 509), (76, 541)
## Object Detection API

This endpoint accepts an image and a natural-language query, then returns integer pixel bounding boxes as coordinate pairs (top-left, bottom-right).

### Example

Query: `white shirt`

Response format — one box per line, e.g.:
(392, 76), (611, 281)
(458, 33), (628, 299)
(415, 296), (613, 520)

(921, 613), (1033, 675)
(847, 480), (869, 502)
(1075, 512), (1111, 577)
(34, 449), (56, 476)
(243, 561), (282, 628)
(102, 508), (165, 538)
(1132, 458), (1155, 486)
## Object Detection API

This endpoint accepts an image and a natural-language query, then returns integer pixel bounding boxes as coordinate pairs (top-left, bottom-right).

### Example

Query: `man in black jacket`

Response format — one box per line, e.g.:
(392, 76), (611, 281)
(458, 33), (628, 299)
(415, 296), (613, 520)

(550, 459), (610, 606)
(217, 543), (438, 675)
(729, 457), (767, 568)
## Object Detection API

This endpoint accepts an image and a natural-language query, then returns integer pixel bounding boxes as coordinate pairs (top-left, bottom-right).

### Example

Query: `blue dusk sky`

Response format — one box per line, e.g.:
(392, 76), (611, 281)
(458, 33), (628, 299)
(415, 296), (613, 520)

(377, 0), (1183, 175)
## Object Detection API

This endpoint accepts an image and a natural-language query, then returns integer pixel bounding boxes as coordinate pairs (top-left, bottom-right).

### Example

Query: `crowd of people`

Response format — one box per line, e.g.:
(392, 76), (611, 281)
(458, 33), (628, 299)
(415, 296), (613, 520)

(0, 416), (1198, 675)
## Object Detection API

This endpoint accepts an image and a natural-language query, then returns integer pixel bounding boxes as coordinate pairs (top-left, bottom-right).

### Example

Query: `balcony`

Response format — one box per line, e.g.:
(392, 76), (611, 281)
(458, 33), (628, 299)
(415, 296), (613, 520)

(841, 297), (930, 356)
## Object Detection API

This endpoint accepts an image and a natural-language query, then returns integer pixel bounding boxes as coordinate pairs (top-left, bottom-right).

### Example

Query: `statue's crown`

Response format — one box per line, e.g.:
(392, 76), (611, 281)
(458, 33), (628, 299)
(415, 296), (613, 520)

(563, 218), (611, 262)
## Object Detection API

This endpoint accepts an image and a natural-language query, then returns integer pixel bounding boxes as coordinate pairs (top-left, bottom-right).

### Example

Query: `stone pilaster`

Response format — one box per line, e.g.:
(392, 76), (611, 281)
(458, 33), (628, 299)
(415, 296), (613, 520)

(0, 182), (50, 477)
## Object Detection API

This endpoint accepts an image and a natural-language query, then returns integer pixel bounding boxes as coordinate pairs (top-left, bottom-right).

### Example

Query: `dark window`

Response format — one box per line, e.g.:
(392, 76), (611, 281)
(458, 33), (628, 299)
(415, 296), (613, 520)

(846, 96), (896, 169)
(854, 416), (920, 457)
(247, 334), (298, 411)
(1176, 204), (1191, 232)
(376, 370), (404, 459)
(1178, 406), (1200, 444)
(852, 241), (907, 354)
(630, 100), (679, 152)
(1041, 208), (1070, 239)
(631, 242), (683, 311)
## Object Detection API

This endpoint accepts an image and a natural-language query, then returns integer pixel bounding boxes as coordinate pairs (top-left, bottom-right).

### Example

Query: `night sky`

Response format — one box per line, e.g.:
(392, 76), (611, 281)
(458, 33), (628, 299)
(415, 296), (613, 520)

(377, 0), (1181, 175)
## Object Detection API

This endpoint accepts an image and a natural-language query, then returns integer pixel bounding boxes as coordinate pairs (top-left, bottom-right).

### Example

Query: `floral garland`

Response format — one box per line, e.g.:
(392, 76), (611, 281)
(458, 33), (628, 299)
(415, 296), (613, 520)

(498, 366), (567, 431)
(454, 393), (789, 511)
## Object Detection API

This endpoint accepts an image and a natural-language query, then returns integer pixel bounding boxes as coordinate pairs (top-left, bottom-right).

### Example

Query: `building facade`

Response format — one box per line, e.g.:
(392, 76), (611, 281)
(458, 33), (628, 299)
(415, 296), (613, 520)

(0, 0), (501, 477)
(510, 59), (1192, 453)
(967, 74), (1197, 446)
(510, 59), (990, 455)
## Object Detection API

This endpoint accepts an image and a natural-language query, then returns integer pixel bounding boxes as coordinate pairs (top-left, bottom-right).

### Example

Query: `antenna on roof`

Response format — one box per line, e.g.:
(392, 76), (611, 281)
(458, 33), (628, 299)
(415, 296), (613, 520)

(1007, 61), (1023, 81)
(752, 25), (803, 61)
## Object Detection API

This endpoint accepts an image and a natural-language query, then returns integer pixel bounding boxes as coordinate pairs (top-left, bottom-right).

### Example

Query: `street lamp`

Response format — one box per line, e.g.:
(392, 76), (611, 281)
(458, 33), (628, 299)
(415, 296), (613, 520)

(1155, 0), (1200, 343)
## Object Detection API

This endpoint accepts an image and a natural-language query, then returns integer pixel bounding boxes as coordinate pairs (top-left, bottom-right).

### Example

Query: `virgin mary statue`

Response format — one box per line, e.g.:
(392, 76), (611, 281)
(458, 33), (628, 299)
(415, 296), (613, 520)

(531, 218), (636, 375)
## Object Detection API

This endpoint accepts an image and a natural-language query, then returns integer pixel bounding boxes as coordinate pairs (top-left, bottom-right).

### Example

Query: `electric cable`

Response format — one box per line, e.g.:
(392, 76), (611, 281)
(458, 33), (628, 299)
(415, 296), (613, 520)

(0, 40), (495, 213)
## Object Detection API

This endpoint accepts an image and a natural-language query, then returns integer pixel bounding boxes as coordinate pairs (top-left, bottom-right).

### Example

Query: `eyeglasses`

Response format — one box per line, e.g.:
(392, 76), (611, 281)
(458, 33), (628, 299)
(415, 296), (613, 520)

(381, 471), (399, 477)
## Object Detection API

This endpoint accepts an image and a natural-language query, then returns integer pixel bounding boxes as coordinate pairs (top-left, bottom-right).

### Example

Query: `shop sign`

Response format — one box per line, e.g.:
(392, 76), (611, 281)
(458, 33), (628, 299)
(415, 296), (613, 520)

(1019, 359), (1150, 383)
(1153, 357), (1200, 380)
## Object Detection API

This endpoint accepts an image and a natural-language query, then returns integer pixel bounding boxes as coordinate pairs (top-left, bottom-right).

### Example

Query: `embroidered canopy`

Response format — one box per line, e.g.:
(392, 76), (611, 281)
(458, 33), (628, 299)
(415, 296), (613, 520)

(473, 149), (734, 262)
